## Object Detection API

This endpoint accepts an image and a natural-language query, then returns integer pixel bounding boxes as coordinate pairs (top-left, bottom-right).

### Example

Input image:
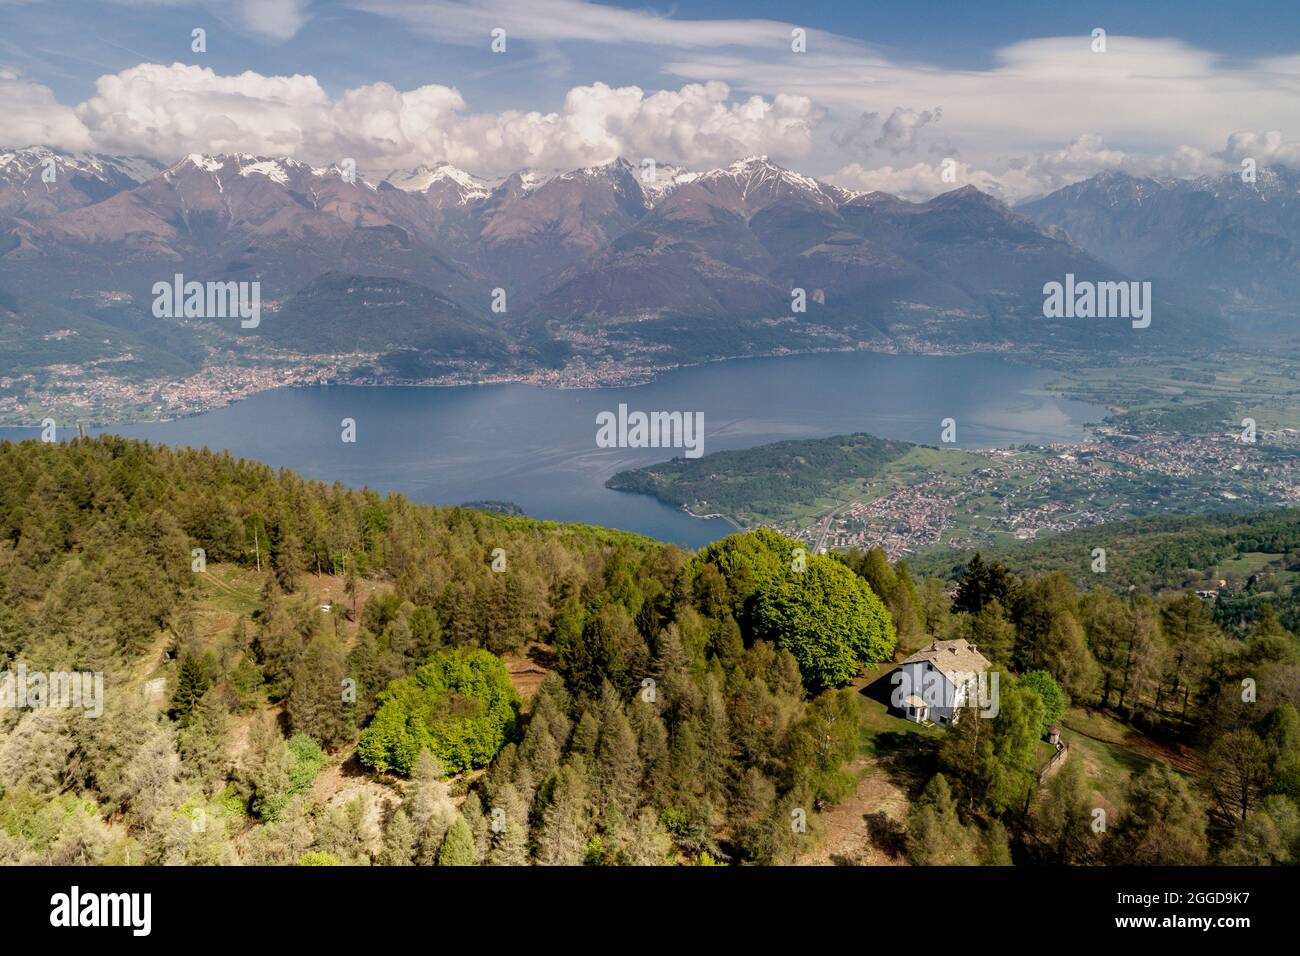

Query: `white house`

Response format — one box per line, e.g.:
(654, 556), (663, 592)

(892, 639), (992, 726)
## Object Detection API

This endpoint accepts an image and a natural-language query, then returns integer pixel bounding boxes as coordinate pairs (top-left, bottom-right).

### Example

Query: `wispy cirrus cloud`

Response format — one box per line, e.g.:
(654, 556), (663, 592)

(669, 36), (1300, 158)
(101, 0), (314, 42)
(348, 0), (850, 51)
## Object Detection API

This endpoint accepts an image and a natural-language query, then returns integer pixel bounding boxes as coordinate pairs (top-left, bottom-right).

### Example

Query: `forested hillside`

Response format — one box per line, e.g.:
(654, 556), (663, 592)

(0, 437), (892, 865)
(912, 508), (1300, 634)
(0, 438), (1295, 866)
(605, 432), (912, 520)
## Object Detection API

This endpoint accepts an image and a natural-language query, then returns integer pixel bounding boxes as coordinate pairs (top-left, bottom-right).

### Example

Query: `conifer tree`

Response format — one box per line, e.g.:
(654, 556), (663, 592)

(1111, 764), (1208, 865)
(178, 690), (229, 792)
(486, 783), (530, 866)
(462, 791), (491, 861)
(171, 653), (210, 723)
(570, 709), (600, 757)
(287, 629), (352, 750)
(379, 808), (417, 866)
(906, 774), (977, 865)
(730, 767), (778, 863)
(619, 807), (674, 866)
(698, 678), (733, 805)
(123, 724), (182, 829)
(628, 701), (671, 806)
(437, 815), (477, 866)
(1028, 759), (1101, 865)
(596, 692), (642, 823)
(405, 752), (457, 865)
(243, 714), (294, 822)
(535, 760), (593, 866)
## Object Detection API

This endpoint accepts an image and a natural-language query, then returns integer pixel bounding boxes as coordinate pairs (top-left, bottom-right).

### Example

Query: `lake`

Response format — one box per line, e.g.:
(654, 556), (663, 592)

(4, 352), (1105, 548)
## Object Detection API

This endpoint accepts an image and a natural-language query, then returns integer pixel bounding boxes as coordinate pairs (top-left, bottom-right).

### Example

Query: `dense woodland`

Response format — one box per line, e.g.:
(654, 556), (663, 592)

(0, 437), (1296, 866)
(912, 507), (1300, 635)
(604, 432), (911, 518)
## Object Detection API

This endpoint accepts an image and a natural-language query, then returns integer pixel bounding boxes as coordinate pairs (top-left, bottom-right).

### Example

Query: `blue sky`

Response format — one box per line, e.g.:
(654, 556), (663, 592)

(1, 0), (1297, 199)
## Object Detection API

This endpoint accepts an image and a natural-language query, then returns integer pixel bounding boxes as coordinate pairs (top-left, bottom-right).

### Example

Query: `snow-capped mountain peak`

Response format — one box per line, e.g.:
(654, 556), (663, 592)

(694, 154), (835, 208)
(0, 146), (161, 185)
(383, 162), (492, 204)
(0, 146), (164, 215)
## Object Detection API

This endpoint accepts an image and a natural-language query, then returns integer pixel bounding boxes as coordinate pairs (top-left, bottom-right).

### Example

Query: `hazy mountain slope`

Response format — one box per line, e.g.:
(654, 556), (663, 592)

(0, 153), (483, 309)
(0, 149), (1262, 372)
(263, 273), (512, 358)
(0, 284), (202, 378)
(1019, 167), (1300, 331)
(531, 159), (1219, 349)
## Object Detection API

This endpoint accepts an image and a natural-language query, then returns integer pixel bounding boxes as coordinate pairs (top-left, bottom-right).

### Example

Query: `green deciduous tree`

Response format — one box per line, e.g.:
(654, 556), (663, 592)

(752, 555), (896, 691)
(1020, 670), (1067, 735)
(357, 648), (520, 775)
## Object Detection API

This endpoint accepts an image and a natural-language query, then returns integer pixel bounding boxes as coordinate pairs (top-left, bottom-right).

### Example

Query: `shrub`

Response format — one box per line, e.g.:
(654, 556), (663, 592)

(298, 851), (341, 866)
(1020, 670), (1067, 735)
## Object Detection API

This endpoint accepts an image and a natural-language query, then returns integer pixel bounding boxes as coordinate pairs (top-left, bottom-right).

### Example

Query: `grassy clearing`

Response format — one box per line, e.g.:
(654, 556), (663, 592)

(854, 663), (943, 760)
(1217, 551), (1280, 578)
(1051, 350), (1300, 429)
(195, 563), (262, 618)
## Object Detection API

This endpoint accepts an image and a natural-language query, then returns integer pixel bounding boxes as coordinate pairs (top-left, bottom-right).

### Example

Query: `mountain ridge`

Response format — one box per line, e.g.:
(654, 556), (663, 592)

(1018, 165), (1300, 331)
(1, 147), (1280, 376)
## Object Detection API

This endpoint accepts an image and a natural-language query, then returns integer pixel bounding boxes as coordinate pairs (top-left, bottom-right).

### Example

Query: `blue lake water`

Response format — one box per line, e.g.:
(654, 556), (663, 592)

(3, 352), (1105, 548)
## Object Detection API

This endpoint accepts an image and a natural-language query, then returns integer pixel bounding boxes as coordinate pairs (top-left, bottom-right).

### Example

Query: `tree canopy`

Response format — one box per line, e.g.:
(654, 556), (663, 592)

(752, 553), (896, 690)
(357, 649), (521, 775)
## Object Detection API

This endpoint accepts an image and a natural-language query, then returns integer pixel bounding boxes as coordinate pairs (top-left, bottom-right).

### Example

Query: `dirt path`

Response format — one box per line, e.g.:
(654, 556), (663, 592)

(801, 756), (911, 866)
(504, 642), (556, 712)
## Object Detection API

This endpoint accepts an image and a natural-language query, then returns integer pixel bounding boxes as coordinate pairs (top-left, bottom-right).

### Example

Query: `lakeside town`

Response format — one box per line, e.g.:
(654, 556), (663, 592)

(0, 348), (666, 427)
(770, 426), (1300, 559)
(0, 338), (1030, 428)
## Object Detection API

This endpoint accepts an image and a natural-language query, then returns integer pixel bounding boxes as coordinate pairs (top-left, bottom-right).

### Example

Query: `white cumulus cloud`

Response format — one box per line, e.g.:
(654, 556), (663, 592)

(75, 63), (334, 158)
(8, 63), (817, 177)
(0, 71), (94, 151)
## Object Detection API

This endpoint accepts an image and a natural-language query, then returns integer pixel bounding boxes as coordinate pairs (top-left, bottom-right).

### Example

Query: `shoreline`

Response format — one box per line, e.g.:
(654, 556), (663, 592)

(1, 340), (1037, 429)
